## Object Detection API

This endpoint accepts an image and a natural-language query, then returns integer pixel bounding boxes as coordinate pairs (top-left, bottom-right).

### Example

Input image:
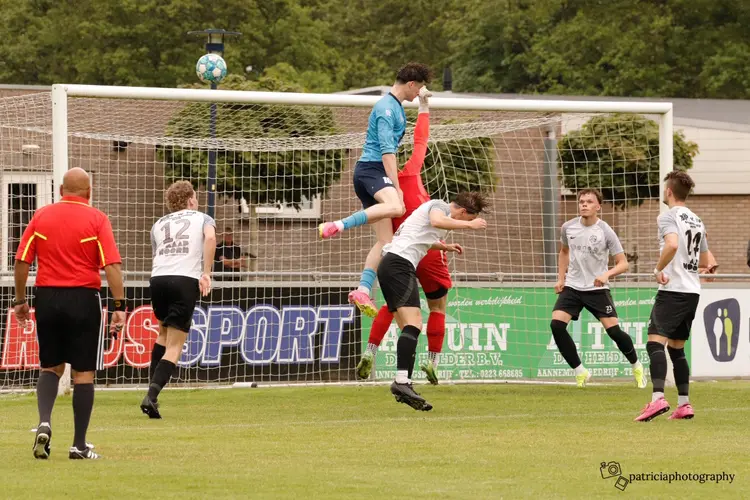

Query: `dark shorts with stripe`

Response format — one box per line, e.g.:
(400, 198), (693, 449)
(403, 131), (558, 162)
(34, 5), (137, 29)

(377, 253), (420, 312)
(647, 290), (700, 340)
(34, 287), (103, 372)
(553, 286), (617, 320)
(150, 275), (200, 333)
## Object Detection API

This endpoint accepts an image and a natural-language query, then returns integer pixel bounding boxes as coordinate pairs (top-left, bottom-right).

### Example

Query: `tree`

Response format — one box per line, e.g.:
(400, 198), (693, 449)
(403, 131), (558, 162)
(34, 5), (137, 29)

(398, 129), (497, 199)
(157, 74), (344, 208)
(557, 113), (698, 209)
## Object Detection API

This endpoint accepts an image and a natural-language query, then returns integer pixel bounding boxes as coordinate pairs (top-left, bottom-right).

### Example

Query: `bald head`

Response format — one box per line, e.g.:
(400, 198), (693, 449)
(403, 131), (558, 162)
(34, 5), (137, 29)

(61, 168), (91, 199)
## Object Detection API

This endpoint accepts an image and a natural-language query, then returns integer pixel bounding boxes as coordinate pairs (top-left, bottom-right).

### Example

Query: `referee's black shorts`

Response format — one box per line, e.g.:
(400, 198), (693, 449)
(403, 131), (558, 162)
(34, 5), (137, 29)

(377, 253), (420, 312)
(34, 287), (103, 372)
(149, 275), (200, 333)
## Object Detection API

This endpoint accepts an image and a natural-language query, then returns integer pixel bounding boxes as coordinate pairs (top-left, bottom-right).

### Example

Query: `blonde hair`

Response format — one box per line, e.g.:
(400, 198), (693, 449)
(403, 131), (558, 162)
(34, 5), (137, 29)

(165, 181), (195, 212)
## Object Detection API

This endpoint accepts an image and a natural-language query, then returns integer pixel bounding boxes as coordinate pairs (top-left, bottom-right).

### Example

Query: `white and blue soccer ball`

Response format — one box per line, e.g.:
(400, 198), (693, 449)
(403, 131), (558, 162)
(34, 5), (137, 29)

(196, 54), (227, 84)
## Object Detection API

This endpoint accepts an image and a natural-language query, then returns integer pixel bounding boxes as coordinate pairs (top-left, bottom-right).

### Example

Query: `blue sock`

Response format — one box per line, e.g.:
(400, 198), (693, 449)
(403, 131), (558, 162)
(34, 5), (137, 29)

(359, 268), (377, 292)
(341, 210), (368, 230)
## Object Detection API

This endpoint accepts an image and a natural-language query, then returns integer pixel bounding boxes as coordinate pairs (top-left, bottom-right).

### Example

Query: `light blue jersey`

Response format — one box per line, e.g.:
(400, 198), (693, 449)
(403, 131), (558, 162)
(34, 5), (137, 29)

(359, 93), (406, 162)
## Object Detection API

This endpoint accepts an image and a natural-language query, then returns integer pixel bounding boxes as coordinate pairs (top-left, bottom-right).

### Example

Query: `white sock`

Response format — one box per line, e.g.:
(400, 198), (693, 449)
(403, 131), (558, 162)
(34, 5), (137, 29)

(395, 370), (409, 384)
(652, 391), (664, 402)
(678, 395), (689, 406)
(428, 351), (439, 368)
(573, 365), (586, 376)
(632, 360), (642, 369)
(365, 343), (378, 356)
(357, 285), (370, 294)
(334, 220), (344, 231)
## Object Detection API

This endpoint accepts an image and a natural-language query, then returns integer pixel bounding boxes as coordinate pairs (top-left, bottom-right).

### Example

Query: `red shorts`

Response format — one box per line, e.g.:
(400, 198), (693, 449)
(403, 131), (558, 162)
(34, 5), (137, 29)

(415, 249), (452, 295)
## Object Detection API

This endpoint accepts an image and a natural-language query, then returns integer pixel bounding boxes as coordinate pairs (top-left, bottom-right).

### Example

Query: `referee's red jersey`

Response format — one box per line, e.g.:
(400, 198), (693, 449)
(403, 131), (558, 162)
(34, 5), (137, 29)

(15, 195), (122, 289)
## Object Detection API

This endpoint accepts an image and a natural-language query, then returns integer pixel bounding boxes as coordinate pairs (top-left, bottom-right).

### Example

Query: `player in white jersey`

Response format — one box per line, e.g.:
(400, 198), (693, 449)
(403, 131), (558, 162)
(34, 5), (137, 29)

(636, 171), (717, 422)
(140, 181), (216, 418)
(379, 192), (488, 410)
(551, 189), (645, 388)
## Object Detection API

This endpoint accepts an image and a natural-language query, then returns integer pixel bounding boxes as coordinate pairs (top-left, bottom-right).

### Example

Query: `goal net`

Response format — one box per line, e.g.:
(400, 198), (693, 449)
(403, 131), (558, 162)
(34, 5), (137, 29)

(0, 87), (674, 390)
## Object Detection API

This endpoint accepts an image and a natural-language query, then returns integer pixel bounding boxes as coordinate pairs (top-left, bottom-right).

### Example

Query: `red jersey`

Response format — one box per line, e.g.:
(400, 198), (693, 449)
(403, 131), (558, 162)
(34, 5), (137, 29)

(392, 112), (431, 231)
(15, 195), (122, 289)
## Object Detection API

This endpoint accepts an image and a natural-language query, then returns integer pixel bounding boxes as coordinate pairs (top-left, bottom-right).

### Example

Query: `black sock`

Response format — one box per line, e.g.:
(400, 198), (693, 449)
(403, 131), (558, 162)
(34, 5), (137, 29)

(147, 360), (176, 401)
(72, 383), (94, 450)
(150, 343), (166, 381)
(668, 346), (690, 397)
(647, 341), (666, 394)
(397, 325), (421, 380)
(550, 320), (581, 369)
(606, 325), (638, 363)
(37, 371), (60, 425)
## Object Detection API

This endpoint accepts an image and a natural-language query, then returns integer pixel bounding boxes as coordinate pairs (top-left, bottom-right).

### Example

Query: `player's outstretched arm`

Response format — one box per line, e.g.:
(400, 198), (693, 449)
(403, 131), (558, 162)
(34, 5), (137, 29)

(431, 241), (463, 254)
(555, 246), (569, 293)
(401, 87), (432, 177)
(429, 210), (486, 231)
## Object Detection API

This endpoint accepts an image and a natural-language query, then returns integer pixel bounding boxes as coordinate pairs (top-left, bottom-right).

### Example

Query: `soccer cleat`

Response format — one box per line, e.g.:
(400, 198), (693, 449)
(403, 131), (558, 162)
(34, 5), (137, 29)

(633, 365), (647, 389)
(356, 351), (374, 380)
(140, 395), (162, 419)
(420, 360), (439, 385)
(390, 381), (433, 411)
(348, 290), (378, 318)
(575, 369), (592, 388)
(69, 446), (100, 460)
(668, 403), (694, 420)
(318, 222), (341, 239)
(634, 398), (670, 422)
(33, 423), (52, 460)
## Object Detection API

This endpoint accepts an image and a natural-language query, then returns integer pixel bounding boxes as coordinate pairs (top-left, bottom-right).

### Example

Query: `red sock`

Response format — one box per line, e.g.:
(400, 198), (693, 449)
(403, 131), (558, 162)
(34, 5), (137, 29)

(368, 305), (394, 346)
(426, 311), (446, 353)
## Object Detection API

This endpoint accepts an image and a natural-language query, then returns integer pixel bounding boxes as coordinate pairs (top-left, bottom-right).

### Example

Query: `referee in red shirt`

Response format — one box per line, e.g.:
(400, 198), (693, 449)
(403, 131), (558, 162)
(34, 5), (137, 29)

(13, 167), (126, 460)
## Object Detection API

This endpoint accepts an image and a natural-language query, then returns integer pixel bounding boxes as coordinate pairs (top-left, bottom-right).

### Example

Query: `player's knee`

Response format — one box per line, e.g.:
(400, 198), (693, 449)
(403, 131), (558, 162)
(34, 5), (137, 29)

(72, 370), (94, 384)
(550, 319), (568, 336)
(646, 340), (665, 359)
(401, 324), (421, 341)
(386, 201), (405, 218)
(667, 346), (686, 361)
(46, 365), (66, 377)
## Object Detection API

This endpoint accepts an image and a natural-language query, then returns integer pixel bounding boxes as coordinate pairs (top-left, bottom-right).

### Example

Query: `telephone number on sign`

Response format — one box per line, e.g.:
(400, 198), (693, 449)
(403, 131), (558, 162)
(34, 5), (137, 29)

(477, 369), (524, 379)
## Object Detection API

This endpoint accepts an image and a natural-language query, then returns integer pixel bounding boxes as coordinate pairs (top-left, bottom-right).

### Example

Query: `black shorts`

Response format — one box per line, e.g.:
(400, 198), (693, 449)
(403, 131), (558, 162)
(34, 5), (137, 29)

(34, 287), (103, 372)
(150, 275), (200, 333)
(353, 161), (396, 208)
(377, 253), (420, 312)
(648, 290), (700, 340)
(553, 286), (617, 320)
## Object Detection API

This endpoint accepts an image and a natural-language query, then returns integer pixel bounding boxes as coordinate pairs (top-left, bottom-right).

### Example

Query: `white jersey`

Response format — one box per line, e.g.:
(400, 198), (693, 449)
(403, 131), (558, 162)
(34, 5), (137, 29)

(561, 217), (624, 291)
(383, 199), (451, 269)
(657, 206), (708, 295)
(150, 209), (216, 280)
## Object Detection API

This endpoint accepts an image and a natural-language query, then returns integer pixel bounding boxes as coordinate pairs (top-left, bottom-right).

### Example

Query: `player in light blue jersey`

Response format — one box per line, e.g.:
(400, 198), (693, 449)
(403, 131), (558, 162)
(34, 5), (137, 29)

(318, 63), (432, 317)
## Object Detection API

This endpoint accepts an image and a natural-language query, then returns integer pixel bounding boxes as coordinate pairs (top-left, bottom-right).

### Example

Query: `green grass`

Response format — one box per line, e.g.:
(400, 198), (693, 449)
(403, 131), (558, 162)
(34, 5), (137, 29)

(1, 382), (747, 499)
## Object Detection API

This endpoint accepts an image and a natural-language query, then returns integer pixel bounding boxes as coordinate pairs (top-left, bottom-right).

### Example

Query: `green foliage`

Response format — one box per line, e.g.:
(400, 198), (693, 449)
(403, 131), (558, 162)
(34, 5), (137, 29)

(398, 133), (497, 199)
(557, 113), (699, 208)
(2, 0), (749, 97)
(157, 75), (343, 207)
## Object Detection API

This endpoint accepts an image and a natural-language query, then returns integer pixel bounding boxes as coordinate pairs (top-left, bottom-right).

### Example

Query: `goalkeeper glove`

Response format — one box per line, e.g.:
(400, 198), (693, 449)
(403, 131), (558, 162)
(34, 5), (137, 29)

(418, 87), (432, 113)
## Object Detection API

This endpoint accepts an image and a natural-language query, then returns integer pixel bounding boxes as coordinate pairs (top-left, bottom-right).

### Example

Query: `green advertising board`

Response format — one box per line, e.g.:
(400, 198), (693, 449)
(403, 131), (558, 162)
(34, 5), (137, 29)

(362, 287), (690, 381)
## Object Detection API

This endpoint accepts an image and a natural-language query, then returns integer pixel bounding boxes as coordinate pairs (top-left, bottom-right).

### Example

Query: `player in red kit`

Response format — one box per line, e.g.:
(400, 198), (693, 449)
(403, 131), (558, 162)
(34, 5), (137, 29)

(355, 89), (451, 385)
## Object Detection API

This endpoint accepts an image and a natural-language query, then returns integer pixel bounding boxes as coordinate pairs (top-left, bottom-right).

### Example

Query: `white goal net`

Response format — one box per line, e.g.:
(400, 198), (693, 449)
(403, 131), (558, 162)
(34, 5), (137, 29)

(0, 86), (674, 390)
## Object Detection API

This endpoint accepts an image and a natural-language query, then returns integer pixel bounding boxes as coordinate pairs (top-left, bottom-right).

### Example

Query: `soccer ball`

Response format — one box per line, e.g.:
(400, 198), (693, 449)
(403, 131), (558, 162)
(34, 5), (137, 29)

(196, 54), (227, 84)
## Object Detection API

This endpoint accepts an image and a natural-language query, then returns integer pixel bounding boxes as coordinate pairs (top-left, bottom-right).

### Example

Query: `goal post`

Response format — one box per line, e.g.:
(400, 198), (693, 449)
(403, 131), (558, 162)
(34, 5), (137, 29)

(1, 84), (674, 391)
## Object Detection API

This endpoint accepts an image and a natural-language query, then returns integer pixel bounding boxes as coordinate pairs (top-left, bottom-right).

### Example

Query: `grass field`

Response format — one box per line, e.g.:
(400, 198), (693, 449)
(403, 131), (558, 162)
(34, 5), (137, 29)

(0, 381), (747, 499)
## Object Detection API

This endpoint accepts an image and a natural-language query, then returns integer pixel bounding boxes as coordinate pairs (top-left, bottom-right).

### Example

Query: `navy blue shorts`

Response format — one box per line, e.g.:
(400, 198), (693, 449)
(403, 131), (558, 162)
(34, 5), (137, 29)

(353, 161), (396, 208)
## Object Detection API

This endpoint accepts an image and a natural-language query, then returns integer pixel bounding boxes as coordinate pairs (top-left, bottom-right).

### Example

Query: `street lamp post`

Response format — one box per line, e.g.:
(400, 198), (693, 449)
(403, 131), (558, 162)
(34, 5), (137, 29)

(188, 28), (241, 219)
